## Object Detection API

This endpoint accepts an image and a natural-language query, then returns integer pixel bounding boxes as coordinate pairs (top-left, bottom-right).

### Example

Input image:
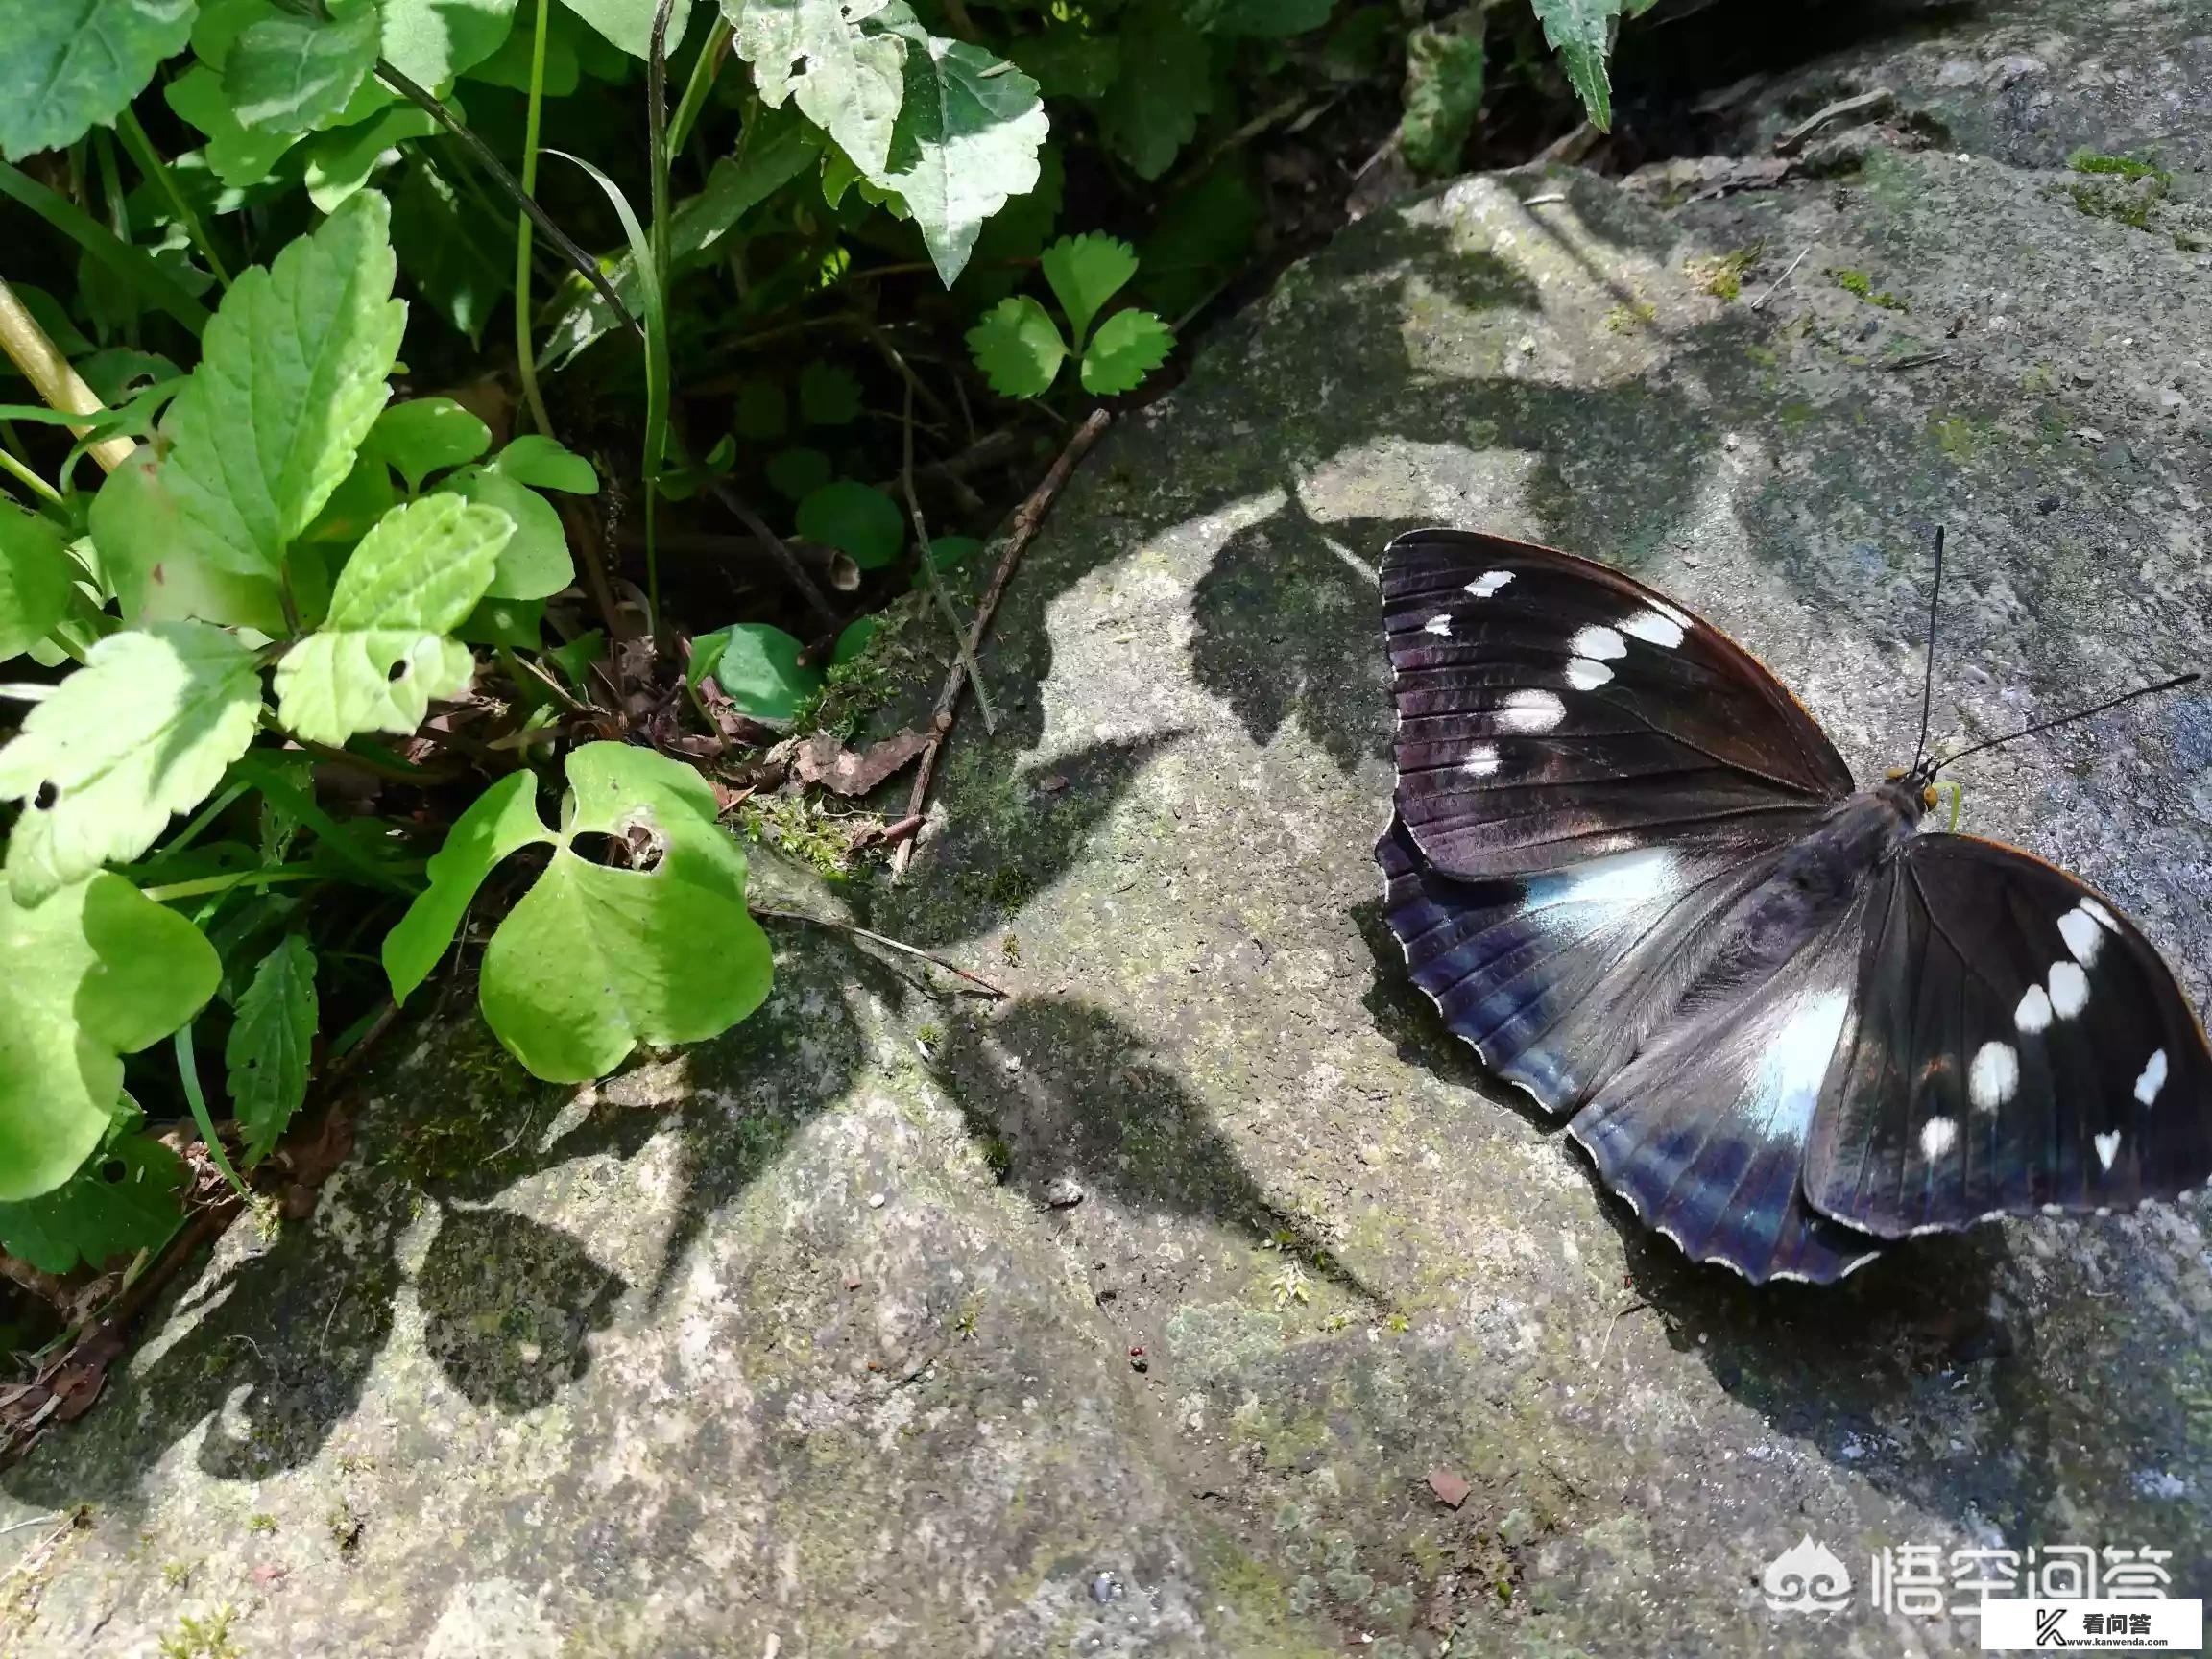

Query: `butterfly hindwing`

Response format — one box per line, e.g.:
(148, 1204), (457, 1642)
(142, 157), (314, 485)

(1383, 529), (1855, 880)
(1804, 834), (2212, 1237)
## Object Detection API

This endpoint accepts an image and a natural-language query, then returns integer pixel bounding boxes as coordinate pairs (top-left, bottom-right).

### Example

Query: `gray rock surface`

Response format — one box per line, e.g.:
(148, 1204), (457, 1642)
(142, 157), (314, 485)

(7, 6), (2212, 1654)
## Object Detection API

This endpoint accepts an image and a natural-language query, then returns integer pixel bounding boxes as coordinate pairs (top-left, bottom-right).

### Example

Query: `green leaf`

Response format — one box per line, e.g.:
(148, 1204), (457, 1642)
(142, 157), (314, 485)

(273, 494), (512, 745)
(225, 934), (318, 1166)
(729, 0), (907, 180)
(0, 0), (196, 163)
(870, 7), (1048, 286)
(382, 770), (551, 1004)
(165, 190), (406, 581)
(693, 622), (821, 721)
(1005, 30), (1119, 102)
(1138, 161), (1258, 318)
(165, 62), (298, 190)
(1529, 0), (1623, 132)
(372, 397), (493, 492)
(457, 594), (545, 648)
(0, 624), (265, 905)
(832, 614), (878, 664)
(383, 0), (524, 84)
(489, 436), (600, 495)
(467, 6), (583, 92)
(967, 295), (1065, 398)
(560, 0), (692, 58)
(1041, 232), (1138, 349)
(733, 381), (789, 442)
(0, 874), (218, 1201)
(0, 507), (76, 664)
(300, 102), (440, 213)
(90, 448), (291, 633)
(391, 157), (509, 347)
(765, 445), (832, 502)
(0, 1125), (185, 1274)
(224, 1), (382, 136)
(795, 481), (904, 569)
(1185, 0), (1333, 33)
(1400, 12), (1486, 175)
(1079, 308), (1174, 395)
(1096, 2), (1212, 181)
(433, 466), (574, 601)
(928, 533), (982, 570)
(797, 362), (863, 427)
(478, 743), (772, 1080)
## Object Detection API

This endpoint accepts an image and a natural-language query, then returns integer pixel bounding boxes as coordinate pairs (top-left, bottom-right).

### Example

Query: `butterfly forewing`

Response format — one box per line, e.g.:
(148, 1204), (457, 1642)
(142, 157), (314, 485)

(1805, 834), (2212, 1237)
(1383, 530), (1855, 879)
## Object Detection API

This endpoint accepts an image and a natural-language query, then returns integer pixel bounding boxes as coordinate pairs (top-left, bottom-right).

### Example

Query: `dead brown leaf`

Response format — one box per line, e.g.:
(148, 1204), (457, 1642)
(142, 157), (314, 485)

(790, 726), (934, 797)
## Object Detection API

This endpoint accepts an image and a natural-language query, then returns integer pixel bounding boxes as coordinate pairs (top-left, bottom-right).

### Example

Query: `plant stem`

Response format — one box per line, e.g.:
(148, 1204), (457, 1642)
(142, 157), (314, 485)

(174, 1025), (250, 1197)
(514, 0), (556, 436)
(902, 379), (996, 734)
(115, 108), (232, 291)
(0, 278), (136, 473)
(645, 0), (681, 648)
(0, 445), (60, 505)
(669, 16), (732, 154)
(141, 868), (325, 903)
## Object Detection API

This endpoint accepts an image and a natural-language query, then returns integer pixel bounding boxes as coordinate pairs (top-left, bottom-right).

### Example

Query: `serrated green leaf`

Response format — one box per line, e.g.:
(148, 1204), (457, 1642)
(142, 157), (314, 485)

(0, 874), (218, 1200)
(870, 7), (1047, 285)
(1530, 0), (1623, 132)
(0, 1125), (185, 1274)
(90, 447), (292, 633)
(692, 622), (822, 721)
(489, 435), (599, 495)
(0, 507), (76, 664)
(372, 397), (493, 492)
(301, 102), (440, 212)
(1185, 0), (1333, 33)
(729, 0), (906, 179)
(1400, 12), (1485, 175)
(797, 362), (863, 427)
(226, 934), (318, 1166)
(382, 770), (552, 1004)
(1041, 232), (1138, 349)
(1079, 307), (1174, 395)
(560, 0), (692, 57)
(433, 465), (573, 600)
(383, 0), (524, 84)
(765, 445), (832, 502)
(1097, 1), (1212, 181)
(166, 191), (406, 581)
(225, 1), (382, 135)
(478, 743), (770, 1080)
(0, 0), (196, 163)
(795, 481), (903, 569)
(273, 494), (511, 745)
(0, 624), (265, 904)
(967, 295), (1065, 398)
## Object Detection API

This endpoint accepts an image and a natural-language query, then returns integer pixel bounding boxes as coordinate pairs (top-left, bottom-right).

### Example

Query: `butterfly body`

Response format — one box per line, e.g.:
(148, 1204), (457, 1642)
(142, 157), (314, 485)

(1378, 528), (2211, 1285)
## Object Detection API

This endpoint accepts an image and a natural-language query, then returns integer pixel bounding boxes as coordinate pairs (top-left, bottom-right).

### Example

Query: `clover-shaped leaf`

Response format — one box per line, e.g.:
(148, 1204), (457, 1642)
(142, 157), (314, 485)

(1041, 232), (1138, 348)
(1079, 307), (1175, 395)
(967, 296), (1066, 398)
(274, 494), (512, 745)
(0, 622), (265, 904)
(381, 744), (773, 1081)
(0, 875), (218, 1202)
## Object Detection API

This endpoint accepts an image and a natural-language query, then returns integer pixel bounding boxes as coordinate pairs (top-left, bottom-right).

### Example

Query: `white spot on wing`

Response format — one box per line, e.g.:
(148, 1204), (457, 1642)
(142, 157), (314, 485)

(1749, 988), (1851, 1144)
(1465, 570), (1513, 597)
(1423, 613), (1453, 637)
(2048, 960), (2090, 1019)
(1620, 609), (1686, 649)
(1459, 742), (1500, 779)
(2015, 984), (2053, 1033)
(1920, 1115), (1959, 1160)
(1498, 688), (1565, 733)
(2136, 1048), (2168, 1105)
(1566, 658), (1614, 690)
(2096, 1130), (2122, 1172)
(1649, 596), (1694, 628)
(1570, 624), (1627, 661)
(2080, 896), (2118, 931)
(2057, 906), (2104, 968)
(1968, 1041), (2019, 1111)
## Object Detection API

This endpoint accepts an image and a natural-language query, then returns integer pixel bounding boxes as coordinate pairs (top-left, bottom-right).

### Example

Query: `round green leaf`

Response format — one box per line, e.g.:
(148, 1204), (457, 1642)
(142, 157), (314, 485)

(832, 614), (878, 664)
(928, 534), (984, 571)
(765, 445), (833, 503)
(435, 466), (574, 601)
(797, 361), (863, 427)
(694, 622), (822, 723)
(372, 397), (493, 491)
(0, 0), (198, 164)
(489, 435), (600, 495)
(795, 481), (904, 570)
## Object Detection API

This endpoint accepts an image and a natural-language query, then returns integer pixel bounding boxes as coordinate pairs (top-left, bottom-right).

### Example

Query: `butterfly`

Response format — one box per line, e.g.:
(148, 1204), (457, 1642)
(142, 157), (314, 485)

(1377, 526), (2209, 1284)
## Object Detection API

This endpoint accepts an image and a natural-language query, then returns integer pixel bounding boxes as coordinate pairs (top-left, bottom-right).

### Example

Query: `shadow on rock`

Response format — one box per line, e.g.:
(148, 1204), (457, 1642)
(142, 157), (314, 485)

(415, 1207), (628, 1412)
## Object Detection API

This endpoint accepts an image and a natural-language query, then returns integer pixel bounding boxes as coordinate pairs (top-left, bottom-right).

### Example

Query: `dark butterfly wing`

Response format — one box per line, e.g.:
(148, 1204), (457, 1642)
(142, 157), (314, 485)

(1804, 834), (2212, 1238)
(1569, 911), (1887, 1284)
(1383, 529), (1856, 879)
(1379, 815), (1796, 1116)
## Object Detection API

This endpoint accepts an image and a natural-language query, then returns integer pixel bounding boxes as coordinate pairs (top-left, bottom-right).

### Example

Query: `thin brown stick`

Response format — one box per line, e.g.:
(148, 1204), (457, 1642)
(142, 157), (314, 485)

(893, 408), (1111, 879)
(706, 480), (842, 631)
(903, 379), (996, 735)
(752, 907), (1006, 997)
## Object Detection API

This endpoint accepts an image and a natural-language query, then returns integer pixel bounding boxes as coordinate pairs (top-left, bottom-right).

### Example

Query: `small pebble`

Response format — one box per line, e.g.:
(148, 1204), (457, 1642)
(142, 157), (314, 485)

(867, 1192), (887, 1210)
(1091, 1572), (1124, 1604)
(1045, 1176), (1085, 1209)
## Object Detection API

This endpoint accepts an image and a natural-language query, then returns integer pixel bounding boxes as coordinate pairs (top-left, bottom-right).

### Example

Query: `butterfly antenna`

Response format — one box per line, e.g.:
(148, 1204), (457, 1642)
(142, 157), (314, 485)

(1907, 525), (1945, 778)
(1929, 670), (2201, 776)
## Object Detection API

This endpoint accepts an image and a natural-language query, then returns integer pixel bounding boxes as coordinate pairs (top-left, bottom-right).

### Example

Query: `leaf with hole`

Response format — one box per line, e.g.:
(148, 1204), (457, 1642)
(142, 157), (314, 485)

(165, 190), (405, 580)
(226, 934), (319, 1166)
(0, 507), (77, 665)
(488, 436), (600, 495)
(381, 770), (551, 1004)
(0, 1122), (186, 1274)
(371, 397), (493, 493)
(0, 0), (196, 163)
(1529, 0), (1623, 132)
(0, 874), (218, 1201)
(1041, 232), (1138, 349)
(692, 622), (822, 722)
(967, 296), (1066, 398)
(224, 0), (382, 135)
(729, 0), (906, 180)
(274, 494), (512, 745)
(796, 481), (904, 569)
(1078, 307), (1173, 395)
(0, 623), (265, 905)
